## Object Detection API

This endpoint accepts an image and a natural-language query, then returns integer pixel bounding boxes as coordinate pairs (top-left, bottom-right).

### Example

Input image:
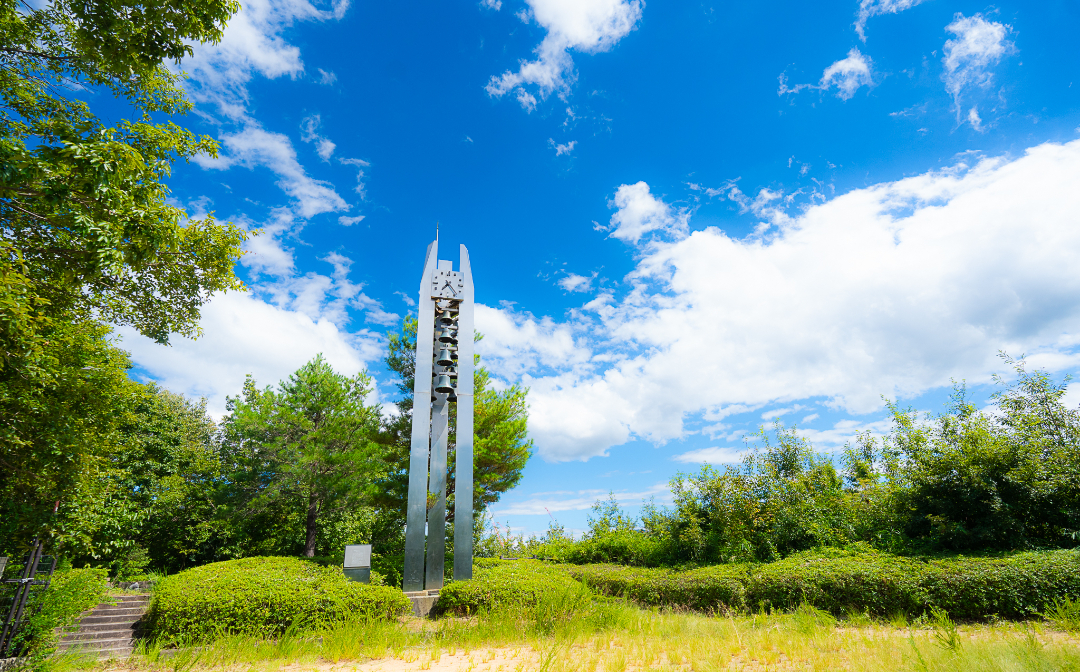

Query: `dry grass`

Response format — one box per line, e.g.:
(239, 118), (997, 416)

(59, 604), (1080, 672)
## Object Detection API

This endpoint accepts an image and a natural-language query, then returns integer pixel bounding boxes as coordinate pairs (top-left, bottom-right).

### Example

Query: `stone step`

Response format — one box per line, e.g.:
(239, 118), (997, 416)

(78, 608), (146, 621)
(66, 621), (141, 634)
(61, 628), (139, 643)
(95, 599), (149, 608)
(56, 637), (136, 653)
(95, 602), (148, 612)
(108, 594), (150, 602)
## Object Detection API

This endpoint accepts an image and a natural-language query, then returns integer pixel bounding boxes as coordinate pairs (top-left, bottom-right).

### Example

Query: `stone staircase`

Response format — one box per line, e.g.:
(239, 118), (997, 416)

(55, 594), (148, 659)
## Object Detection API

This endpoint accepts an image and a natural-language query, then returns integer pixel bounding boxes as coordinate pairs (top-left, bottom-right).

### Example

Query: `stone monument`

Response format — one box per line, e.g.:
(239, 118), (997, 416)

(402, 240), (474, 592)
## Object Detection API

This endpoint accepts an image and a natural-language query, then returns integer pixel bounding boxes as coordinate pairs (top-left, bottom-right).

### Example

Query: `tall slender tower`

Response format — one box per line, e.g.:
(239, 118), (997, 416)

(402, 241), (474, 592)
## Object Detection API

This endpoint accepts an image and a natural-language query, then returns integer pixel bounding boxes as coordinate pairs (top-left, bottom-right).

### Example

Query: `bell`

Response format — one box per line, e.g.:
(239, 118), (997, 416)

(437, 329), (458, 345)
(447, 391), (458, 403)
(437, 309), (456, 326)
(436, 348), (455, 367)
(434, 374), (454, 394)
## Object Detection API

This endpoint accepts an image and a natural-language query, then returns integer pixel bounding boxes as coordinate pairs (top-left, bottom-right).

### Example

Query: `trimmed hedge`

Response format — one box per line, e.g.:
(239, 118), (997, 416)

(436, 558), (584, 615)
(147, 556), (410, 642)
(567, 548), (1080, 620)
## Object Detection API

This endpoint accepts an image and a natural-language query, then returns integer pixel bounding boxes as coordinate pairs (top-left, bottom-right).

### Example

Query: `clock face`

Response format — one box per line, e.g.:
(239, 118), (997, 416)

(431, 269), (465, 299)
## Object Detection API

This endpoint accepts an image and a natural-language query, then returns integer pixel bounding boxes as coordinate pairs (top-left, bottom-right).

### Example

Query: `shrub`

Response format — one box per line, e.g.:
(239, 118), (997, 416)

(568, 549), (1080, 620)
(146, 556), (409, 643)
(435, 558), (583, 615)
(5, 567), (109, 663)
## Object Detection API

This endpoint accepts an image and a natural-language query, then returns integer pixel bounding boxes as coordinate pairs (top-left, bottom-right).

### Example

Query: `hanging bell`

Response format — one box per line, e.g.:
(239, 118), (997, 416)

(437, 309), (456, 326)
(436, 348), (455, 367)
(437, 329), (458, 345)
(447, 390), (458, 403)
(434, 374), (454, 393)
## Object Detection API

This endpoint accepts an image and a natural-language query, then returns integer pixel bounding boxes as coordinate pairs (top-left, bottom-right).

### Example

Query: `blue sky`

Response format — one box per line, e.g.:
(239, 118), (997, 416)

(120, 0), (1080, 537)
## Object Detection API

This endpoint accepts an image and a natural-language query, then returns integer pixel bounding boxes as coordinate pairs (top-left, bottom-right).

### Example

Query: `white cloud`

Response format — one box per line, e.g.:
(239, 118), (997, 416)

(195, 125), (349, 218)
(780, 48), (874, 101)
(490, 139), (1080, 462)
(968, 106), (984, 132)
(820, 49), (873, 100)
(492, 483), (669, 516)
(549, 138), (578, 155)
(672, 446), (747, 465)
(119, 291), (380, 418)
(486, 0), (643, 110)
(316, 68), (338, 85)
(942, 14), (1015, 116)
(338, 215), (366, 226)
(238, 208), (296, 278)
(558, 272), (596, 293)
(480, 0), (502, 9)
(603, 182), (689, 244)
(182, 0), (351, 119)
(339, 158), (371, 198)
(300, 114), (337, 160)
(855, 0), (927, 41)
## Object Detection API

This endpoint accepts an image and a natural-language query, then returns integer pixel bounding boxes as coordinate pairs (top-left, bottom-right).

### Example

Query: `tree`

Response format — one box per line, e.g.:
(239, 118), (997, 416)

(872, 357), (1080, 551)
(219, 356), (383, 557)
(0, 319), (142, 555)
(1, 0), (249, 552)
(373, 317), (532, 540)
(1, 0), (248, 343)
(110, 385), (227, 572)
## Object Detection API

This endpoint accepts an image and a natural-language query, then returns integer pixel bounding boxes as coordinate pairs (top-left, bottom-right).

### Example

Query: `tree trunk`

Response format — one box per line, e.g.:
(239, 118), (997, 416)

(304, 496), (319, 557)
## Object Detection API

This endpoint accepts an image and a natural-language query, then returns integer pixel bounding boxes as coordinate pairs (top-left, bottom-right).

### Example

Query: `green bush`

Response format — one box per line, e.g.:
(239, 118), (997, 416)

(568, 549), (1080, 620)
(146, 556), (409, 643)
(5, 567), (109, 663)
(435, 558), (584, 615)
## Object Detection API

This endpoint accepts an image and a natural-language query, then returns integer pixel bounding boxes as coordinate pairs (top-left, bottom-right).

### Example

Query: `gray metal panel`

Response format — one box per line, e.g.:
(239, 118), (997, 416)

(425, 399), (449, 590)
(343, 544), (371, 568)
(343, 568), (371, 584)
(454, 244), (475, 581)
(404, 239), (438, 592)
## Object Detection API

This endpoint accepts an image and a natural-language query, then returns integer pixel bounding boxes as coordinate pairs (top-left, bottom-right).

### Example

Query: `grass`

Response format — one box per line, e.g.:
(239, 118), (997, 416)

(48, 594), (1080, 672)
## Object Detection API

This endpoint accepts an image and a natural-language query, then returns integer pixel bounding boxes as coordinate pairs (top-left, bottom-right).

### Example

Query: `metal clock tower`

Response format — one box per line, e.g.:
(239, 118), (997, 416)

(402, 239), (475, 592)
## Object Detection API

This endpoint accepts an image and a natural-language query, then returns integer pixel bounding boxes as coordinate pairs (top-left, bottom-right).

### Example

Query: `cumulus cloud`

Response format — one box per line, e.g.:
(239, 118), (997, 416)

(855, 0), (927, 41)
(118, 291), (381, 418)
(485, 139), (1080, 462)
(183, 0), (351, 119)
(942, 13), (1015, 118)
(123, 209), (401, 415)
(779, 48), (874, 101)
(194, 125), (349, 218)
(486, 0), (643, 110)
(602, 182), (689, 244)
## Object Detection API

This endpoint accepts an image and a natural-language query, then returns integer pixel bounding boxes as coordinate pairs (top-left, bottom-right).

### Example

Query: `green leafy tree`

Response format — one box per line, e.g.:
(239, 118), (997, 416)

(0, 0), (249, 552)
(866, 356), (1080, 551)
(0, 319), (142, 555)
(373, 317), (533, 544)
(111, 385), (227, 572)
(662, 422), (850, 563)
(1, 0), (248, 342)
(219, 355), (384, 557)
